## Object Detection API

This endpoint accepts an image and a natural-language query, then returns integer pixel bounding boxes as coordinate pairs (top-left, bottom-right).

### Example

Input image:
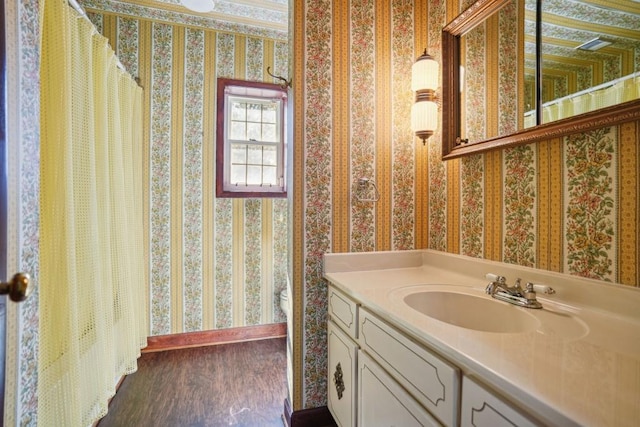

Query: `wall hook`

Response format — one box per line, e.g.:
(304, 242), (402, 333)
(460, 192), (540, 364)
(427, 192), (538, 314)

(267, 66), (292, 90)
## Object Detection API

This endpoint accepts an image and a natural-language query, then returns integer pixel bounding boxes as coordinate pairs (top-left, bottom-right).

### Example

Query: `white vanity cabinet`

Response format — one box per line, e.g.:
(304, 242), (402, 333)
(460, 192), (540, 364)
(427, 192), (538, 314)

(323, 250), (640, 426)
(461, 377), (538, 427)
(328, 285), (459, 427)
(327, 284), (549, 427)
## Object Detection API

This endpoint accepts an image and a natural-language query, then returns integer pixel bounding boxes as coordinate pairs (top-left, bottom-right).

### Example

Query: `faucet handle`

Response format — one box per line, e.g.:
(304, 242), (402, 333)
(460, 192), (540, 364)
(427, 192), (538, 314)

(527, 282), (556, 295)
(485, 273), (506, 284)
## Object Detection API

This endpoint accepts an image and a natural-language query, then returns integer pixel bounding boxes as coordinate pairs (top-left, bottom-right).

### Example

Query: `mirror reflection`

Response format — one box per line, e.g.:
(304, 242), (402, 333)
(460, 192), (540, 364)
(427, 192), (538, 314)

(460, 0), (524, 141)
(445, 0), (640, 159)
(528, 0), (640, 126)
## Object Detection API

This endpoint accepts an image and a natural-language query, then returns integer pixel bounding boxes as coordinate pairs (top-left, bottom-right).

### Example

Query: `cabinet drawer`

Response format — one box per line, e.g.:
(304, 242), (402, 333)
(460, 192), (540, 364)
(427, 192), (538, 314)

(328, 286), (358, 339)
(461, 377), (538, 427)
(358, 308), (459, 427)
(358, 350), (441, 427)
(328, 321), (358, 427)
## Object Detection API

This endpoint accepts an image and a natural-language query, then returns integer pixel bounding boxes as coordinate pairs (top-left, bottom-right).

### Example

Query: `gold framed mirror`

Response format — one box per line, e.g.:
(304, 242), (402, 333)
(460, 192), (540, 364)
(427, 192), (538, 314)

(442, 0), (640, 160)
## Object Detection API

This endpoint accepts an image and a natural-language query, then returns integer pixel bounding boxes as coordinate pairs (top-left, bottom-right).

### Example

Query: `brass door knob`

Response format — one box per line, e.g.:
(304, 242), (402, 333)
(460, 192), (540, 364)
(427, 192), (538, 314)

(1, 273), (32, 302)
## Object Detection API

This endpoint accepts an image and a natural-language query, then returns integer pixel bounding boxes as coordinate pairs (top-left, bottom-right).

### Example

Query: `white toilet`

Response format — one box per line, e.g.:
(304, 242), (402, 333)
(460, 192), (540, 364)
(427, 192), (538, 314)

(279, 288), (289, 317)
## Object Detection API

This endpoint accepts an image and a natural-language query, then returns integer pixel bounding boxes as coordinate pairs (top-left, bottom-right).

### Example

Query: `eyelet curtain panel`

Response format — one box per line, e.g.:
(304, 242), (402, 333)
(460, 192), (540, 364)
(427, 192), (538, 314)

(524, 73), (640, 128)
(39, 0), (147, 424)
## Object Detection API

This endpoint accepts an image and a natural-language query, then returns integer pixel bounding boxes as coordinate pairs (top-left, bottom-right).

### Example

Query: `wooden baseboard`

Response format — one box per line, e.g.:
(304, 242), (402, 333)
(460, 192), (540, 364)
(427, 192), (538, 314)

(143, 323), (287, 353)
(283, 397), (337, 427)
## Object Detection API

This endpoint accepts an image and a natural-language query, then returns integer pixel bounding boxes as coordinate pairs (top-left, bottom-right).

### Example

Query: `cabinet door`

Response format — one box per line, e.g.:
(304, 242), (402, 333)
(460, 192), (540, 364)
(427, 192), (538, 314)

(358, 351), (441, 427)
(461, 377), (538, 427)
(359, 308), (459, 426)
(328, 321), (358, 427)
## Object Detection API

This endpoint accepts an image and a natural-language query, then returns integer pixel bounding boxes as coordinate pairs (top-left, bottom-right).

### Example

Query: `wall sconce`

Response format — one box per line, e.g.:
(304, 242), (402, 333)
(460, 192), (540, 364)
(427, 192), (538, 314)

(180, 0), (214, 13)
(411, 49), (439, 144)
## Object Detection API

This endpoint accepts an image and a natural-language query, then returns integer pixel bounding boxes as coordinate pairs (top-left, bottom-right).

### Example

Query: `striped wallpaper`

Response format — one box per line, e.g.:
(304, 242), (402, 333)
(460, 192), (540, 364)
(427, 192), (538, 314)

(86, 11), (290, 336)
(293, 0), (639, 410)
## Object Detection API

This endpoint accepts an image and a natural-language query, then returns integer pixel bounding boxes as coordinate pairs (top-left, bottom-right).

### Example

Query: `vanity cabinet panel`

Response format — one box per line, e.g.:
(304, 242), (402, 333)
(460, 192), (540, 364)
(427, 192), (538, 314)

(358, 308), (460, 427)
(329, 286), (359, 339)
(327, 321), (358, 427)
(461, 377), (538, 427)
(358, 351), (441, 427)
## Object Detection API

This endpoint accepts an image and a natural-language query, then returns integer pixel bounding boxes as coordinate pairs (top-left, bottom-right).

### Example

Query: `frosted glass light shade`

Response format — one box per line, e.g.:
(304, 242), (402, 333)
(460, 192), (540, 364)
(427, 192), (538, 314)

(412, 100), (438, 141)
(411, 50), (439, 92)
(180, 0), (214, 13)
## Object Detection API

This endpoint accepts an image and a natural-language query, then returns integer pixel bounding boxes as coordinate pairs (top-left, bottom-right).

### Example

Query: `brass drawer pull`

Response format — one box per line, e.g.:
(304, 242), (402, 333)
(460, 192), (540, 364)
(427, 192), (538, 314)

(333, 362), (345, 400)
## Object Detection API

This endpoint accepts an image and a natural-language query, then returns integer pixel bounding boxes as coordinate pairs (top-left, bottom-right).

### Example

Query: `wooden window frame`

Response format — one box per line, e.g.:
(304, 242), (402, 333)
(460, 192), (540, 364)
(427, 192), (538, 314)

(216, 78), (288, 198)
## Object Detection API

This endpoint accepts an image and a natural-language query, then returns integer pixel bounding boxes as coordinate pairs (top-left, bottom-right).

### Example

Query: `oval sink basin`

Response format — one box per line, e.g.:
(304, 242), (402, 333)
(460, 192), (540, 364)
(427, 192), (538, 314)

(404, 291), (540, 333)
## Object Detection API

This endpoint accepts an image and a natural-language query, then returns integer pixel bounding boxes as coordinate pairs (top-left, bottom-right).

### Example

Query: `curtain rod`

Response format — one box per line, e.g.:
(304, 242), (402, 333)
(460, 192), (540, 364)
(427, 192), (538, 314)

(66, 0), (130, 76)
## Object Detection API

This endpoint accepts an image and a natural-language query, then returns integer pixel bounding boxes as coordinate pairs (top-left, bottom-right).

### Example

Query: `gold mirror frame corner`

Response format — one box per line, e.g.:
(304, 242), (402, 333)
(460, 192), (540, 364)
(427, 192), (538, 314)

(441, 0), (640, 161)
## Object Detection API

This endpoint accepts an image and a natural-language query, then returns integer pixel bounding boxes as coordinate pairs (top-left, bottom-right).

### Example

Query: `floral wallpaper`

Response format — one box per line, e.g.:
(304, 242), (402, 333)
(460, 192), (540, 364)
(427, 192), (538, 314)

(5, 0), (41, 424)
(460, 154), (484, 257)
(183, 27), (206, 332)
(301, 0), (333, 407)
(349, 0), (377, 253)
(390, 0), (417, 251)
(503, 146), (536, 266)
(426, 0), (448, 253)
(498, 1), (519, 135)
(149, 22), (174, 335)
(564, 127), (617, 280)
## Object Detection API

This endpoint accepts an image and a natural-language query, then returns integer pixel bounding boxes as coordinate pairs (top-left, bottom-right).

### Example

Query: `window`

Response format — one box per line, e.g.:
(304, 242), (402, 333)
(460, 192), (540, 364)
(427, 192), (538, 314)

(216, 78), (288, 198)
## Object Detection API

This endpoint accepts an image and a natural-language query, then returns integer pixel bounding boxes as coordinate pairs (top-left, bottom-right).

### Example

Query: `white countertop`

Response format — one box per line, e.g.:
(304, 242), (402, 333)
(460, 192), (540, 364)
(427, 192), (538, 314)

(323, 250), (640, 427)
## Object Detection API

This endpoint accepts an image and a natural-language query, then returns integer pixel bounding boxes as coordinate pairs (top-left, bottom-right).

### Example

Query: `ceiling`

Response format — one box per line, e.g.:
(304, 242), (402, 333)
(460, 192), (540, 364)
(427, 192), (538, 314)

(81, 0), (288, 39)
(163, 0), (288, 32)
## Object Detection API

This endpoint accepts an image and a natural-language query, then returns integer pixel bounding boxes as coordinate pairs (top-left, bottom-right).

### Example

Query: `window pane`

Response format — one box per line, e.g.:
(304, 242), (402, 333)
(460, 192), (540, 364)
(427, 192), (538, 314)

(262, 124), (277, 142)
(231, 102), (246, 121)
(247, 122), (261, 141)
(247, 103), (262, 122)
(262, 124), (278, 142)
(231, 164), (246, 184)
(262, 104), (277, 123)
(263, 145), (277, 166)
(247, 145), (262, 164)
(231, 145), (247, 163)
(230, 121), (246, 140)
(247, 166), (262, 185)
(263, 166), (277, 185)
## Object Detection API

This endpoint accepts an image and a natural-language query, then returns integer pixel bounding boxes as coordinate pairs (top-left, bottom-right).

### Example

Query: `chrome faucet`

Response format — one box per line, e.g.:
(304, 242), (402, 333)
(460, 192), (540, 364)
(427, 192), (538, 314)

(485, 274), (555, 309)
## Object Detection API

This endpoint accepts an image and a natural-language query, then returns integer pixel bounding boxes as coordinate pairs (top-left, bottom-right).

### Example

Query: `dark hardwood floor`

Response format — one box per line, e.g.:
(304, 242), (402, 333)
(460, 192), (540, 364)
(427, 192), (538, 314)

(98, 337), (287, 427)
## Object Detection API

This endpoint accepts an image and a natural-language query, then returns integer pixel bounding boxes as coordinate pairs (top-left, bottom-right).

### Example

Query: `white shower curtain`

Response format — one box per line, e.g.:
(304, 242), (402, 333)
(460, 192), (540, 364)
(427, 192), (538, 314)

(38, 0), (147, 424)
